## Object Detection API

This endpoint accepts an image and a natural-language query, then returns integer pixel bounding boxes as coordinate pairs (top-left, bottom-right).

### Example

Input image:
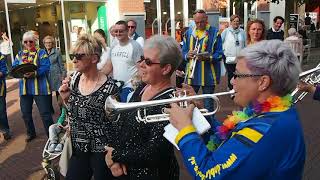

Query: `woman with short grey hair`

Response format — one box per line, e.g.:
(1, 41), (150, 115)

(105, 35), (181, 179)
(167, 40), (305, 179)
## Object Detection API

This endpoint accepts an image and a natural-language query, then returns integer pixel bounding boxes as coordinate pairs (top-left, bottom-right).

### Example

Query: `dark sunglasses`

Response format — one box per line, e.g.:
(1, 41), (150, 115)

(138, 56), (161, 66)
(128, 26), (136, 29)
(69, 53), (87, 60)
(233, 72), (263, 79)
(24, 40), (34, 44)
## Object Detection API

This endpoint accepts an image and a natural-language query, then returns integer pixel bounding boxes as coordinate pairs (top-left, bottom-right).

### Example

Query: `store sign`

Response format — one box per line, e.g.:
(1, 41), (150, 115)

(289, 14), (299, 31)
(97, 5), (108, 33)
(6, 0), (36, 3)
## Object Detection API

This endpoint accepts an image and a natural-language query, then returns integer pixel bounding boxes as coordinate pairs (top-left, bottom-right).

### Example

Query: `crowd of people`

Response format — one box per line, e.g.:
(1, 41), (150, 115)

(0, 8), (317, 180)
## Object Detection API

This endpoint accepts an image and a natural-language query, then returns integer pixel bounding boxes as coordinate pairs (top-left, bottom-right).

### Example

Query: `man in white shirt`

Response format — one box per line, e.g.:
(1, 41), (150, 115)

(127, 19), (144, 47)
(102, 20), (143, 102)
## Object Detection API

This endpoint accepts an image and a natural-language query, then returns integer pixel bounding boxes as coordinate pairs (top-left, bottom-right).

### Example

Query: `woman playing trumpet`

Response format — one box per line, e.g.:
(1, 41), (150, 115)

(167, 40), (306, 179)
(105, 35), (181, 179)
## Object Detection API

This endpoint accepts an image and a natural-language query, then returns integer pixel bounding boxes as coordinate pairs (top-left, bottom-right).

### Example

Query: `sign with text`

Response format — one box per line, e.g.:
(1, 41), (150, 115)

(289, 14), (299, 31)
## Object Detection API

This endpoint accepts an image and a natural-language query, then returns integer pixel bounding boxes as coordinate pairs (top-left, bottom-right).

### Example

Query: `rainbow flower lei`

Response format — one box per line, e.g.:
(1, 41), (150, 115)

(21, 48), (37, 64)
(206, 94), (293, 151)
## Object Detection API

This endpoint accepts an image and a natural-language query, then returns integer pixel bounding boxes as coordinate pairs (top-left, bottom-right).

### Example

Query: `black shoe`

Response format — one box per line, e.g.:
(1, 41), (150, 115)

(3, 132), (12, 140)
(25, 135), (36, 142)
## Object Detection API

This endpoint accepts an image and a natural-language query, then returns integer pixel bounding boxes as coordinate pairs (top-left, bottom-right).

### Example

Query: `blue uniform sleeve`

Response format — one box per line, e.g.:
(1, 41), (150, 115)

(36, 49), (51, 77)
(313, 85), (320, 101)
(176, 124), (267, 180)
(209, 32), (223, 63)
(13, 53), (21, 68)
(0, 55), (7, 79)
(182, 31), (190, 62)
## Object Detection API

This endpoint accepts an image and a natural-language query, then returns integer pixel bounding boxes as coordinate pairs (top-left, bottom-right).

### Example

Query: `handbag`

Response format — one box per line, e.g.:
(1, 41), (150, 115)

(226, 56), (236, 64)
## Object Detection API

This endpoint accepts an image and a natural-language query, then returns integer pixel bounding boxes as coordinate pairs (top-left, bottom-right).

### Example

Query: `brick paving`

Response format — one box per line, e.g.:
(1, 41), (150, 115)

(0, 48), (319, 180)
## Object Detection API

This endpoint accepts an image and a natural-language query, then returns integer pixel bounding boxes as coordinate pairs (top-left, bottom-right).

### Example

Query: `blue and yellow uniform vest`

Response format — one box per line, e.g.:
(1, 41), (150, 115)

(0, 52), (7, 96)
(182, 24), (223, 86)
(13, 48), (51, 96)
(176, 108), (305, 180)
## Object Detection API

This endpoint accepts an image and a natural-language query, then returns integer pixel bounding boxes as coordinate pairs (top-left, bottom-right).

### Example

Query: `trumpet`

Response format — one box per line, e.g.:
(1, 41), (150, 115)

(291, 63), (320, 103)
(188, 38), (201, 79)
(105, 90), (235, 123)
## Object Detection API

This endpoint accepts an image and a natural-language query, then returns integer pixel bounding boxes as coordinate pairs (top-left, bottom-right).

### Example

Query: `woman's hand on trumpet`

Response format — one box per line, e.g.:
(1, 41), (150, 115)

(298, 81), (316, 94)
(165, 103), (195, 131)
(175, 83), (204, 108)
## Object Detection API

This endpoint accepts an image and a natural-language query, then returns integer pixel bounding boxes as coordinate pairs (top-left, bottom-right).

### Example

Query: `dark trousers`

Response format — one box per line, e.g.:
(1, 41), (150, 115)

(223, 61), (236, 90)
(66, 150), (115, 180)
(20, 95), (54, 137)
(0, 96), (10, 132)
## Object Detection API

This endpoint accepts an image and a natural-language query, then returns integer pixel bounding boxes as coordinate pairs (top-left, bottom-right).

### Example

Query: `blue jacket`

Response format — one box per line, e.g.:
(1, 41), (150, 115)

(182, 25), (223, 86)
(13, 48), (51, 96)
(176, 107), (305, 180)
(0, 52), (7, 96)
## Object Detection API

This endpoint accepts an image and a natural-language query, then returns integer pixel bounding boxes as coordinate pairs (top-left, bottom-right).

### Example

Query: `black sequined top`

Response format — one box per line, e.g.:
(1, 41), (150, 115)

(67, 73), (120, 152)
(110, 84), (180, 180)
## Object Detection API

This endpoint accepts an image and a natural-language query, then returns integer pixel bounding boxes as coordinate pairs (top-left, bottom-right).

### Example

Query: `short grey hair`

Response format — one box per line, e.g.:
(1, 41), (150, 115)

(22, 31), (36, 41)
(288, 28), (297, 36)
(144, 35), (182, 75)
(237, 40), (301, 96)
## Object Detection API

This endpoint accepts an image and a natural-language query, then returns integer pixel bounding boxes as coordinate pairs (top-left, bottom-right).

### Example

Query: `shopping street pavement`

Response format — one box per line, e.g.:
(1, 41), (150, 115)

(0, 48), (320, 180)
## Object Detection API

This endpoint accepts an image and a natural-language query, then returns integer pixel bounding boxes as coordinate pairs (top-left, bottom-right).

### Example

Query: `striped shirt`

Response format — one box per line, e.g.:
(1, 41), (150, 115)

(0, 52), (7, 96)
(13, 48), (51, 95)
(182, 24), (223, 86)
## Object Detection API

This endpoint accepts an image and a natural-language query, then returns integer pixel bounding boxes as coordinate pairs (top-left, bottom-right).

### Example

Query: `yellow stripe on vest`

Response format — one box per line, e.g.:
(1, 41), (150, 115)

(237, 127), (263, 143)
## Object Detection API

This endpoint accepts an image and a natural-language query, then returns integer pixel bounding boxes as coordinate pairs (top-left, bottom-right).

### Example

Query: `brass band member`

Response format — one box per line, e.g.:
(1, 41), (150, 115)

(167, 40), (305, 180)
(105, 35), (182, 179)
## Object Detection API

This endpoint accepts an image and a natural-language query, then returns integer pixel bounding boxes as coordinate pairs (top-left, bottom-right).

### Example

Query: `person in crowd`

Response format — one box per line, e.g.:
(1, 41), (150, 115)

(43, 36), (66, 111)
(266, 16), (285, 40)
(94, 29), (109, 70)
(182, 9), (223, 125)
(284, 28), (304, 59)
(102, 20), (143, 102)
(59, 34), (120, 179)
(166, 40), (305, 180)
(105, 35), (181, 179)
(298, 25), (308, 45)
(305, 12), (311, 26)
(246, 19), (266, 45)
(285, 28), (302, 41)
(0, 32), (12, 71)
(109, 25), (118, 47)
(127, 19), (144, 47)
(298, 82), (320, 101)
(221, 14), (246, 91)
(12, 31), (53, 142)
(47, 105), (67, 153)
(0, 52), (11, 140)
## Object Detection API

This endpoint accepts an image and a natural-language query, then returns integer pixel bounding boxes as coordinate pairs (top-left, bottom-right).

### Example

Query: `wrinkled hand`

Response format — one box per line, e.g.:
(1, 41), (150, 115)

(165, 103), (194, 130)
(187, 50), (195, 59)
(105, 146), (115, 168)
(176, 70), (185, 78)
(175, 83), (204, 108)
(298, 81), (316, 93)
(24, 72), (35, 78)
(59, 76), (71, 104)
(110, 163), (127, 177)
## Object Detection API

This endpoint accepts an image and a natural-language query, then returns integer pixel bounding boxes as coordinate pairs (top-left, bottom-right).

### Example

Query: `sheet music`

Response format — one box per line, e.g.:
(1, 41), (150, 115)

(163, 107), (211, 150)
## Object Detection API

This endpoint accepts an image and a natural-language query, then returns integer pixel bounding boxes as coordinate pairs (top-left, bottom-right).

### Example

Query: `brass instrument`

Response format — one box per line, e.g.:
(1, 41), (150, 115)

(291, 63), (320, 103)
(188, 38), (201, 79)
(105, 90), (235, 123)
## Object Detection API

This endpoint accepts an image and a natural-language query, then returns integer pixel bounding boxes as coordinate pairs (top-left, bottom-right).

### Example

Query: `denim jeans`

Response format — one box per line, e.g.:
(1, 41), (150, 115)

(49, 123), (63, 143)
(0, 96), (10, 133)
(20, 95), (54, 137)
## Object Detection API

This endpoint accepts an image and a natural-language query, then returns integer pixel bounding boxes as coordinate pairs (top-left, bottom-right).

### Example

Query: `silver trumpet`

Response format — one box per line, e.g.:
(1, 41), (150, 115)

(291, 63), (320, 103)
(105, 90), (235, 123)
(189, 38), (201, 79)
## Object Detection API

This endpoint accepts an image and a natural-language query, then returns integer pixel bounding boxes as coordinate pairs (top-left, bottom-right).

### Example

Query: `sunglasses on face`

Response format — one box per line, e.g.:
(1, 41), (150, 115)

(138, 56), (161, 66)
(24, 40), (34, 44)
(69, 53), (87, 60)
(128, 26), (136, 29)
(233, 72), (263, 79)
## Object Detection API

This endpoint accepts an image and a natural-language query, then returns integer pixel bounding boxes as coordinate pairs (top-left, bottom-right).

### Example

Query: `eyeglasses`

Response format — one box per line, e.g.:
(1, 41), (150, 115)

(24, 40), (34, 44)
(128, 26), (136, 29)
(69, 53), (87, 60)
(233, 72), (263, 79)
(138, 56), (161, 66)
